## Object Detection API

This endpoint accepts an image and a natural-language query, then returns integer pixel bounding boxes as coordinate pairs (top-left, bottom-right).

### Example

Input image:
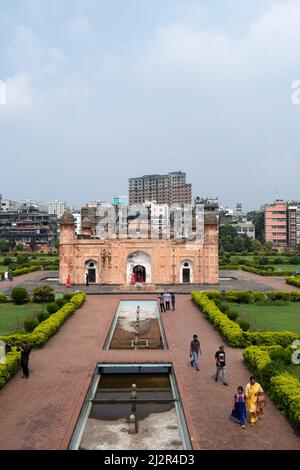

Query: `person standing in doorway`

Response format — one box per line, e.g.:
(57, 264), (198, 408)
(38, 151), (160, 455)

(85, 272), (89, 287)
(190, 334), (201, 371)
(171, 292), (175, 311)
(158, 293), (165, 312)
(165, 292), (171, 311)
(17, 343), (31, 379)
(215, 345), (228, 386)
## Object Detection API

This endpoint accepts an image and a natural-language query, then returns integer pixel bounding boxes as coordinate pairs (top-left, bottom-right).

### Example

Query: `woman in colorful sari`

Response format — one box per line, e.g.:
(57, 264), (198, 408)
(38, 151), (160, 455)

(245, 376), (264, 426)
(231, 386), (246, 429)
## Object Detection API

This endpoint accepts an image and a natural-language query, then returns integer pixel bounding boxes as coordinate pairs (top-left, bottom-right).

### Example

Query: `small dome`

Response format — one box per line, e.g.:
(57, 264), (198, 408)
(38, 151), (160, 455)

(60, 212), (75, 225)
(82, 217), (92, 229)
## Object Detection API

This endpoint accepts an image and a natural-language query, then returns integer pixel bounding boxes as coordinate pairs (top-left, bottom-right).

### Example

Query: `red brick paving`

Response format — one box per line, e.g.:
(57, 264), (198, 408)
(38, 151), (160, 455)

(0, 294), (299, 450)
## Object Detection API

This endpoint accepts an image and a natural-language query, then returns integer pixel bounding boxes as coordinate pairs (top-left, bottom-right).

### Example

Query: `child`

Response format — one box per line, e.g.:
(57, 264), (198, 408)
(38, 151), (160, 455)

(231, 386), (247, 429)
(256, 390), (267, 418)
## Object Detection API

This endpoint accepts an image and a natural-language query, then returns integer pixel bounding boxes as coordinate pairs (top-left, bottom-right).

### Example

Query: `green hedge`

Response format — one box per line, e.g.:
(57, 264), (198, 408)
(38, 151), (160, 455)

(0, 294), (8, 303)
(0, 348), (21, 390)
(242, 266), (293, 276)
(0, 292), (86, 348)
(0, 292), (86, 389)
(219, 265), (240, 270)
(243, 346), (300, 428)
(286, 276), (300, 288)
(0, 266), (41, 277)
(192, 292), (300, 347)
(269, 373), (300, 428)
(191, 292), (245, 347)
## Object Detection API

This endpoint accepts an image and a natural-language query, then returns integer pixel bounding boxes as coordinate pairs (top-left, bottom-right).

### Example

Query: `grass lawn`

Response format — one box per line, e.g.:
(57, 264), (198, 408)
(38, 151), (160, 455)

(229, 302), (300, 333)
(272, 264), (300, 272)
(0, 302), (43, 335)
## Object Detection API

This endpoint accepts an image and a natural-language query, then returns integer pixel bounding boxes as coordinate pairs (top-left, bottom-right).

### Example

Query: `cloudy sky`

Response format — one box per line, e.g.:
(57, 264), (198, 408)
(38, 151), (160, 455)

(0, 0), (300, 210)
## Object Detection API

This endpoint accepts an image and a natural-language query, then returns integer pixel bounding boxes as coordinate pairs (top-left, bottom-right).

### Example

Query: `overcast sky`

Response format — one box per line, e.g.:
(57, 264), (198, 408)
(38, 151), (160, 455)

(0, 0), (300, 211)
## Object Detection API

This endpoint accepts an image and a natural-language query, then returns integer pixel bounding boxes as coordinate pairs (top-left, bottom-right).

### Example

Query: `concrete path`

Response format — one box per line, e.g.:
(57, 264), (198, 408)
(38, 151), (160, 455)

(0, 294), (299, 450)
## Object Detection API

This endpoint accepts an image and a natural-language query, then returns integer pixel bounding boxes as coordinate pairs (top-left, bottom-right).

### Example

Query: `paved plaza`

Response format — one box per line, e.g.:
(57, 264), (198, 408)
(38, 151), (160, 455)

(0, 287), (299, 450)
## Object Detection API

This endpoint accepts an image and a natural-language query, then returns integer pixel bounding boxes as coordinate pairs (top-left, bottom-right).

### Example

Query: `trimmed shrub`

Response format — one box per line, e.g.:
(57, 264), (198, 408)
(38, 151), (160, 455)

(55, 298), (68, 308)
(269, 348), (292, 365)
(0, 348), (21, 390)
(289, 256), (300, 265)
(32, 286), (55, 303)
(224, 290), (255, 304)
(237, 320), (250, 331)
(46, 302), (59, 314)
(63, 292), (75, 301)
(11, 287), (29, 305)
(3, 257), (12, 266)
(242, 266), (293, 276)
(244, 331), (299, 348)
(0, 293), (8, 303)
(0, 292), (86, 349)
(191, 292), (245, 347)
(227, 309), (238, 321)
(37, 311), (50, 323)
(24, 318), (39, 332)
(269, 372), (300, 428)
(286, 276), (300, 288)
(12, 266), (40, 276)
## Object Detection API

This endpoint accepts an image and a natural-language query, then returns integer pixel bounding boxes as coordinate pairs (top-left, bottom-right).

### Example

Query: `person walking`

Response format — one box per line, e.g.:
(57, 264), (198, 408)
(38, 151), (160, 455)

(165, 292), (171, 311)
(215, 345), (228, 386)
(245, 376), (264, 426)
(171, 292), (175, 311)
(66, 274), (71, 288)
(18, 343), (31, 379)
(85, 272), (89, 287)
(158, 293), (165, 312)
(231, 386), (247, 429)
(190, 334), (201, 371)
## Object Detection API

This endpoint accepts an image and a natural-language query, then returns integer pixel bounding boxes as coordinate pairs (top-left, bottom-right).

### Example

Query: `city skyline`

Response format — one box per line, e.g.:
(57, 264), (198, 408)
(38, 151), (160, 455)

(1, 1), (300, 209)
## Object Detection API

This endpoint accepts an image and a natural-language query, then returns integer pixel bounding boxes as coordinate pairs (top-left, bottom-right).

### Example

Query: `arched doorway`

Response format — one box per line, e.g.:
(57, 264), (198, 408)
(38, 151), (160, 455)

(85, 260), (97, 283)
(180, 260), (193, 283)
(127, 251), (151, 283)
(133, 265), (146, 282)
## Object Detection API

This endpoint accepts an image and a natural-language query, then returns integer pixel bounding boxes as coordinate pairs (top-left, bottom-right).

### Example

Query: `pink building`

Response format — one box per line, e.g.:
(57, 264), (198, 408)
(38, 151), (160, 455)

(264, 200), (287, 247)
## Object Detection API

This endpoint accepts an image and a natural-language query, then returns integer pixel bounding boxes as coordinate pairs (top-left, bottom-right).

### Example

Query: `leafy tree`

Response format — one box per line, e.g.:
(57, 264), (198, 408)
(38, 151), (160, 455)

(0, 240), (10, 253)
(16, 243), (24, 251)
(3, 257), (12, 266)
(30, 238), (37, 252)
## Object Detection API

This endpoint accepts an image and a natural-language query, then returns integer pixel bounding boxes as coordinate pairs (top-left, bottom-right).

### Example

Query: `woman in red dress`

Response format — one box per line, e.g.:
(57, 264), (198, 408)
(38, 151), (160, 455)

(66, 275), (71, 288)
(131, 272), (136, 284)
(137, 273), (142, 283)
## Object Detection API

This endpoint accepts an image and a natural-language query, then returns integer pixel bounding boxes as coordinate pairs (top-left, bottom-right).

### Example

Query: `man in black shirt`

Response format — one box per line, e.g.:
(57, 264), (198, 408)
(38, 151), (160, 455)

(18, 343), (31, 379)
(215, 345), (228, 385)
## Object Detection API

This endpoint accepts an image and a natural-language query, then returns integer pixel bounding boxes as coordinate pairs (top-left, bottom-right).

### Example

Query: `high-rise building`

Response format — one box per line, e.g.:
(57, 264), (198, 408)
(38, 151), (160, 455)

(264, 199), (287, 246)
(48, 201), (70, 219)
(287, 204), (300, 248)
(128, 171), (192, 206)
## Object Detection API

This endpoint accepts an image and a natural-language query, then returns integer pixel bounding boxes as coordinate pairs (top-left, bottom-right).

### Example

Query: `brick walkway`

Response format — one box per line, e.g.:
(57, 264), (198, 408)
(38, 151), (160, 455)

(0, 294), (299, 450)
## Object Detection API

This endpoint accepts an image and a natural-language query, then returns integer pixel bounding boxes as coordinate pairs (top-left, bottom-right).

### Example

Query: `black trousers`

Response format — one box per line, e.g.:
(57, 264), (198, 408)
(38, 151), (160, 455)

(171, 302), (175, 310)
(21, 360), (29, 378)
(160, 303), (165, 312)
(166, 301), (170, 310)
